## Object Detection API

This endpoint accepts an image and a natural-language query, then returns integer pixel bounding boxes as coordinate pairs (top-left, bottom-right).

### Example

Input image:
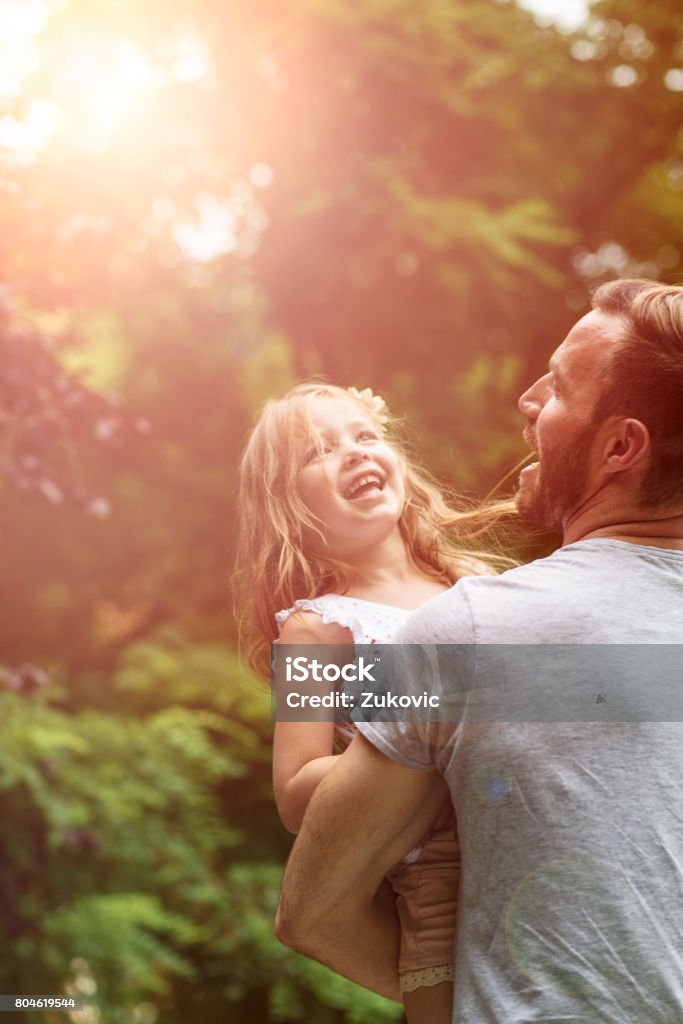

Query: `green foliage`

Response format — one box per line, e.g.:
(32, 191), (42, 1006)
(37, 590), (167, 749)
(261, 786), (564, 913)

(0, 688), (243, 1013)
(0, 639), (403, 1022)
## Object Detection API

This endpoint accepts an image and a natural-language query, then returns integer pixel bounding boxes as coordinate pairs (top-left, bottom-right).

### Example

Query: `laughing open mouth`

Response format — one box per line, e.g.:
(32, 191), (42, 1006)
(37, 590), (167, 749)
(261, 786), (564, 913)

(343, 473), (385, 500)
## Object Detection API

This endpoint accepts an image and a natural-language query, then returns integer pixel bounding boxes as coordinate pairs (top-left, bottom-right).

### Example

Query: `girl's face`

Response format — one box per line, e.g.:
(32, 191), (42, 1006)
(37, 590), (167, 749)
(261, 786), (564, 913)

(297, 396), (406, 556)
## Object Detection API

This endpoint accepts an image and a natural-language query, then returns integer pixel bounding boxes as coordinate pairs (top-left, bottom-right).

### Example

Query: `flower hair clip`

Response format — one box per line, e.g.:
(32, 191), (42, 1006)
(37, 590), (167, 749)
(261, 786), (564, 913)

(347, 386), (389, 425)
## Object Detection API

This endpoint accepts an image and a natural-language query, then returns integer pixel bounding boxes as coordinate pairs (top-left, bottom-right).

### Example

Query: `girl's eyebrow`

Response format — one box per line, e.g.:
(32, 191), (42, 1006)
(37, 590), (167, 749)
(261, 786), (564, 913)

(314, 420), (374, 438)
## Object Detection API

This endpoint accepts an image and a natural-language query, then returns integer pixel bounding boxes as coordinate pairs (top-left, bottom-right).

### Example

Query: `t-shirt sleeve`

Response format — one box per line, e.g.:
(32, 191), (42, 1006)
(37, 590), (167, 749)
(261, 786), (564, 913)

(357, 582), (477, 772)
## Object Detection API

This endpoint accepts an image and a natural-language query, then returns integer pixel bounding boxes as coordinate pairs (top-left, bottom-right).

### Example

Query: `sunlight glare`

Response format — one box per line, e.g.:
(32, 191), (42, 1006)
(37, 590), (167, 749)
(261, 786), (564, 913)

(0, 0), (49, 98)
(517, 0), (590, 31)
(0, 99), (65, 165)
(0, 0), (48, 39)
(0, 10), (215, 157)
(161, 20), (214, 84)
(53, 37), (160, 147)
(174, 185), (269, 263)
(175, 193), (239, 262)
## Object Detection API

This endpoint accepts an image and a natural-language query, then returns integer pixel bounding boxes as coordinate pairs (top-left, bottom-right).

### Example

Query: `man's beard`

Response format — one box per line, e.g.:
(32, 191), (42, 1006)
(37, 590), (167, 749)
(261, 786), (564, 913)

(516, 424), (594, 533)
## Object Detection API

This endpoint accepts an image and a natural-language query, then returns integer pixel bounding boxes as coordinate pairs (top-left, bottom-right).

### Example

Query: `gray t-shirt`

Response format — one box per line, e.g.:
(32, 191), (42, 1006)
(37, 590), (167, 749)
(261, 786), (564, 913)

(359, 539), (683, 1022)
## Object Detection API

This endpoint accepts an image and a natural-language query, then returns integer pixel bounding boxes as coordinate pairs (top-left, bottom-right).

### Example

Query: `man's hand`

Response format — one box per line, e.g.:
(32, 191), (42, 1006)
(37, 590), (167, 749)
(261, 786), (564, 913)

(275, 732), (450, 999)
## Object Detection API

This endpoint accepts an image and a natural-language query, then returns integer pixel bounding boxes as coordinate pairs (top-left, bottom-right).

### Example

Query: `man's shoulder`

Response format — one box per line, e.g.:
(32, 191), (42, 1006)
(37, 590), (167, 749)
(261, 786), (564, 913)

(409, 538), (683, 645)
(402, 546), (582, 645)
(399, 581), (473, 644)
(398, 559), (537, 643)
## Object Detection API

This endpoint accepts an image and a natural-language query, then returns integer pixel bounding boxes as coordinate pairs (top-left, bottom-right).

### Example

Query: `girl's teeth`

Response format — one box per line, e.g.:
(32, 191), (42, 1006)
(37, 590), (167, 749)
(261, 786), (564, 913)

(346, 475), (381, 499)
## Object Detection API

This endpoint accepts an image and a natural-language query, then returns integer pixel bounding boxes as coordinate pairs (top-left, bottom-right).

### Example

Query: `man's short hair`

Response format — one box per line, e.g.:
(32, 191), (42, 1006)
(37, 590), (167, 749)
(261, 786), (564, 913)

(591, 277), (683, 508)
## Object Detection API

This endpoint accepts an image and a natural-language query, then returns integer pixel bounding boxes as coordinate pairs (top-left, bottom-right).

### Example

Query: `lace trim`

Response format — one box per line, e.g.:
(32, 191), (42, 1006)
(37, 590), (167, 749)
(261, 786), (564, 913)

(275, 595), (409, 646)
(275, 598), (367, 644)
(399, 964), (454, 994)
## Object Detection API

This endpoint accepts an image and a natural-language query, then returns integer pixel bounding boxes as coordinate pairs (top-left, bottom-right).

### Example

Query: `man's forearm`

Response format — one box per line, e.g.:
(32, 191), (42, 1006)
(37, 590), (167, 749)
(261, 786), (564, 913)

(279, 755), (339, 834)
(277, 877), (401, 1001)
(275, 734), (449, 1002)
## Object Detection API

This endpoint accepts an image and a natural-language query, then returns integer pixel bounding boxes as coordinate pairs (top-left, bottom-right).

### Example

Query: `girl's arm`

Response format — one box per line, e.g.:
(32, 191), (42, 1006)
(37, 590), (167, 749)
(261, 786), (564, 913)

(273, 611), (354, 834)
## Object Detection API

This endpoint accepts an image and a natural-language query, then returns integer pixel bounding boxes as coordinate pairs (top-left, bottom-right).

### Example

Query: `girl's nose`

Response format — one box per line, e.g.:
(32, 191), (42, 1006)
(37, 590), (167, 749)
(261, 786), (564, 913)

(343, 444), (369, 466)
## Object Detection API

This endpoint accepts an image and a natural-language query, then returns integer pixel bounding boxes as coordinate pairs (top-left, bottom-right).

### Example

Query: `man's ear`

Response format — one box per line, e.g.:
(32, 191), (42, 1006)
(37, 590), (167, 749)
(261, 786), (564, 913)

(603, 418), (650, 474)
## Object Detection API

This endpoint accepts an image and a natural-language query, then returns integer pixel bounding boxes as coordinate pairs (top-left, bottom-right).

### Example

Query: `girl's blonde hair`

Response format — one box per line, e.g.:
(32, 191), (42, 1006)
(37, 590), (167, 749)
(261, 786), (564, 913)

(235, 382), (515, 676)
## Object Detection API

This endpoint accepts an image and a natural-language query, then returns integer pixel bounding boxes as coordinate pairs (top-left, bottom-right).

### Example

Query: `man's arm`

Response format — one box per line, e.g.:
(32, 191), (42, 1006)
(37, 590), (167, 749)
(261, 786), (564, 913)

(275, 732), (450, 1000)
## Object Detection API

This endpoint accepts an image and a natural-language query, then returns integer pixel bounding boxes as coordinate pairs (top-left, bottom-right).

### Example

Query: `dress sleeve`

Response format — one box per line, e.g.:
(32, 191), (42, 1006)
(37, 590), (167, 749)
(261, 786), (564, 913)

(274, 597), (365, 644)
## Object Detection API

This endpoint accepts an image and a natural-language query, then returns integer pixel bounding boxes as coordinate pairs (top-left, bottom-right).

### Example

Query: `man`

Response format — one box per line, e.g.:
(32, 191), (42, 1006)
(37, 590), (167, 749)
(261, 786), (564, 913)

(276, 279), (683, 1021)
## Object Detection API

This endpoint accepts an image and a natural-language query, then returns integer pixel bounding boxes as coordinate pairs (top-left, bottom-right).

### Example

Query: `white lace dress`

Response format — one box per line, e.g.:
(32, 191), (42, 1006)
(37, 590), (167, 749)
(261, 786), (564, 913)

(275, 592), (457, 995)
(275, 592), (411, 645)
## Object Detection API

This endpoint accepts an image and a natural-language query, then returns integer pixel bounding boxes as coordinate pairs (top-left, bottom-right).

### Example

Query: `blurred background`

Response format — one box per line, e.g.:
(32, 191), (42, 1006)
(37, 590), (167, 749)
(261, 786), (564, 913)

(0, 0), (681, 1020)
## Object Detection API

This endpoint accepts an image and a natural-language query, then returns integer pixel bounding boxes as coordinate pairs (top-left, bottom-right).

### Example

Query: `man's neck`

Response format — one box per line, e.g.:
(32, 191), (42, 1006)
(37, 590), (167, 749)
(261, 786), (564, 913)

(563, 511), (683, 550)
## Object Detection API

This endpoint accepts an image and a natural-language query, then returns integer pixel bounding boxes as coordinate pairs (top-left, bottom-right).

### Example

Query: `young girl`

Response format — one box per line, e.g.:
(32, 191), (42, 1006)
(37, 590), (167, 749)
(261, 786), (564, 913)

(235, 382), (509, 1023)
